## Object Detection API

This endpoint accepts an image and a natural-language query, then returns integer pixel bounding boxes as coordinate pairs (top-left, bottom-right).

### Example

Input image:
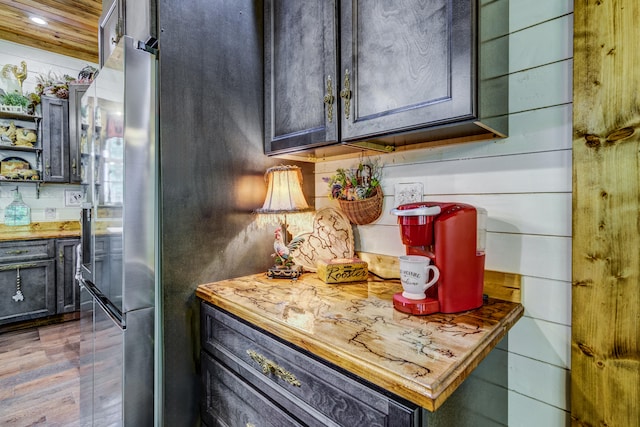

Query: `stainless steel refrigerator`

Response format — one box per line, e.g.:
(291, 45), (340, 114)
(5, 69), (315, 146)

(78, 35), (157, 426)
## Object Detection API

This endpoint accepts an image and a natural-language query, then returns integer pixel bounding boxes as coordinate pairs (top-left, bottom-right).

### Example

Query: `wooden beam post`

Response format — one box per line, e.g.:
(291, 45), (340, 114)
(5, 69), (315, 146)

(572, 0), (640, 425)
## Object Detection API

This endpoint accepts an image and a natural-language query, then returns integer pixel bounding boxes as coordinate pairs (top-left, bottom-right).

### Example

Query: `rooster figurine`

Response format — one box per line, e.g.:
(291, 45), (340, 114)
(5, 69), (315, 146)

(1, 61), (28, 95)
(272, 226), (305, 268)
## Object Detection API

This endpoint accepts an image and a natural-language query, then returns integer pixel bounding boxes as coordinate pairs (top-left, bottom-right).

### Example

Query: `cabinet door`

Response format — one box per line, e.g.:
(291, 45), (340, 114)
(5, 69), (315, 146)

(0, 259), (56, 325)
(41, 96), (70, 183)
(339, 0), (474, 141)
(56, 238), (80, 313)
(99, 0), (123, 67)
(68, 85), (90, 183)
(264, 0), (338, 155)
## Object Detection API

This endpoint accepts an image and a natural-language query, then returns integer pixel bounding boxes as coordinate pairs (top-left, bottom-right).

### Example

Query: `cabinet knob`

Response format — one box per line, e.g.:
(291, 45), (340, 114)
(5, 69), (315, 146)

(340, 69), (352, 120)
(324, 75), (335, 123)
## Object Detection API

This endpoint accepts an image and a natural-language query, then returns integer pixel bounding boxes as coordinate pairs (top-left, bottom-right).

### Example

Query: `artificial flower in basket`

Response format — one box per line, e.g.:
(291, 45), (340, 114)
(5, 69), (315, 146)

(323, 161), (383, 225)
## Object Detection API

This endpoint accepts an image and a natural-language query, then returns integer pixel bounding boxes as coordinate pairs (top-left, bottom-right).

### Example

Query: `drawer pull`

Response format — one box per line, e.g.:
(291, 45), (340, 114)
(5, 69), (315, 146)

(246, 350), (301, 387)
(6, 249), (29, 255)
(0, 263), (37, 272)
(12, 267), (24, 302)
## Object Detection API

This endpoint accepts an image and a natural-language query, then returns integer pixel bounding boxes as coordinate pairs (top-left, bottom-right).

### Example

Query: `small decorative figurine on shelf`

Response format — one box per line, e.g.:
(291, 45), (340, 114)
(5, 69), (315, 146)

(1, 61), (28, 95)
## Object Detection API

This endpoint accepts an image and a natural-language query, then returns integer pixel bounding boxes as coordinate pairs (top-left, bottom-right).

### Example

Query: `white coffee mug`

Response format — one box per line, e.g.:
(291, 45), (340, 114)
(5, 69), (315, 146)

(398, 255), (440, 300)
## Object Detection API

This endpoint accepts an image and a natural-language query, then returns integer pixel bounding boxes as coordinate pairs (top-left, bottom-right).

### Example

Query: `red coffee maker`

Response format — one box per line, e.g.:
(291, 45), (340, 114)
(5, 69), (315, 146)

(391, 202), (486, 315)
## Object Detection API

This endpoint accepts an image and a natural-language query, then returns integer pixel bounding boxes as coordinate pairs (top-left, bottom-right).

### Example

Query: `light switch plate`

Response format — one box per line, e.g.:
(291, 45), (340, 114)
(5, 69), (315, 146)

(394, 183), (423, 207)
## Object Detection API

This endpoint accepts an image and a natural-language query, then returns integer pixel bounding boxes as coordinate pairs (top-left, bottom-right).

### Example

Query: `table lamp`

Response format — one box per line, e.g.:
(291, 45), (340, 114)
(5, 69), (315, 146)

(257, 165), (313, 279)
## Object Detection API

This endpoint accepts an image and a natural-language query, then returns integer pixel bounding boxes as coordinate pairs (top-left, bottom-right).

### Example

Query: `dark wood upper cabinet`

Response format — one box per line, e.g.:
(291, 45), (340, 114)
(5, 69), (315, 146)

(264, 0), (338, 156)
(265, 0), (508, 160)
(41, 96), (70, 183)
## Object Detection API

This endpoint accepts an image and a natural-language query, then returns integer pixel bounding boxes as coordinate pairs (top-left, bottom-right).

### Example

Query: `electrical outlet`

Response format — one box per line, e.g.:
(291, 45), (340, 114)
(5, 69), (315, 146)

(45, 208), (57, 219)
(394, 183), (423, 207)
(65, 190), (83, 207)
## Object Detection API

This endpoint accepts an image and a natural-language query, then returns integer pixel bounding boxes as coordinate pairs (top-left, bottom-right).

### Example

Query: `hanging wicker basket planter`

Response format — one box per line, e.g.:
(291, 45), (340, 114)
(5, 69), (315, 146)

(337, 186), (384, 225)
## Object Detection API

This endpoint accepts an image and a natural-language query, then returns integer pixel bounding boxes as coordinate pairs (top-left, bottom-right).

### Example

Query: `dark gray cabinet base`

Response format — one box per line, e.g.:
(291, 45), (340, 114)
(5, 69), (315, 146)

(201, 301), (421, 427)
(0, 238), (80, 326)
(0, 239), (56, 325)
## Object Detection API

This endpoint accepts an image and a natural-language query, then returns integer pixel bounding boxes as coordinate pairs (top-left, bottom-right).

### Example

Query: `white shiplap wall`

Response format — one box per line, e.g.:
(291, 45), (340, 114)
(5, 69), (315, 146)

(313, 1), (573, 425)
(0, 39), (94, 221)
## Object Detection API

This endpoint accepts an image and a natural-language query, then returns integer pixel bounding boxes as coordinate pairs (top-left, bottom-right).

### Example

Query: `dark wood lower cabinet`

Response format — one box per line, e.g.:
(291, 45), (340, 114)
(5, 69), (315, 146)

(201, 302), (421, 427)
(0, 258), (55, 325)
(0, 238), (80, 326)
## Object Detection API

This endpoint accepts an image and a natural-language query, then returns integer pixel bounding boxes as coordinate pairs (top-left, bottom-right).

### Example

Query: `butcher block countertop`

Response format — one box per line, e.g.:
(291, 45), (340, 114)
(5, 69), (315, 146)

(0, 221), (81, 241)
(196, 271), (524, 411)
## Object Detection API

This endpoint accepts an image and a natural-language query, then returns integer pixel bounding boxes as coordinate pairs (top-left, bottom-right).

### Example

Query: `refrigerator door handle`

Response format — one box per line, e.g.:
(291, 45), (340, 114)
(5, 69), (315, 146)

(81, 278), (125, 329)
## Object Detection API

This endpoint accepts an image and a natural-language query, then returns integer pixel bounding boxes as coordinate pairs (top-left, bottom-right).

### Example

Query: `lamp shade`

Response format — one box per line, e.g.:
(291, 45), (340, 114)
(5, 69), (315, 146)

(257, 165), (311, 213)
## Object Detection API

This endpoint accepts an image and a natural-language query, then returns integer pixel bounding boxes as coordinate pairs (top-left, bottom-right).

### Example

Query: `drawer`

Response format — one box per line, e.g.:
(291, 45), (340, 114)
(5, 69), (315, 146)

(201, 351), (304, 427)
(201, 302), (419, 427)
(0, 240), (54, 263)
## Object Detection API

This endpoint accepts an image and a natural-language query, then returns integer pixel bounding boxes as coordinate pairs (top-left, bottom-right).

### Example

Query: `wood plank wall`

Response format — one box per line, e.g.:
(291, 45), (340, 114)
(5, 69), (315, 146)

(572, 1), (640, 425)
(313, 0), (574, 425)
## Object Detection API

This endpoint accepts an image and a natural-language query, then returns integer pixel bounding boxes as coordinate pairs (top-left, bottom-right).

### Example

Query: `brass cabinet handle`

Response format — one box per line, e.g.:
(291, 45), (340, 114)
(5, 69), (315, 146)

(0, 263), (38, 272)
(323, 75), (335, 123)
(6, 249), (29, 255)
(59, 248), (64, 262)
(340, 68), (352, 120)
(246, 350), (301, 387)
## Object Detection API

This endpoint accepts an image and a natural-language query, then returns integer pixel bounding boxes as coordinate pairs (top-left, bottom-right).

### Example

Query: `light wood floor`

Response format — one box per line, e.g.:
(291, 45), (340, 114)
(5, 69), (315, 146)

(0, 320), (80, 426)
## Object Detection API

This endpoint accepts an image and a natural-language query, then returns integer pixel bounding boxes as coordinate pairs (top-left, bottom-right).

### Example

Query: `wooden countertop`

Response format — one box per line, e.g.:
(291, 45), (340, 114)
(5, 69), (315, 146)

(196, 272), (523, 412)
(0, 221), (81, 241)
